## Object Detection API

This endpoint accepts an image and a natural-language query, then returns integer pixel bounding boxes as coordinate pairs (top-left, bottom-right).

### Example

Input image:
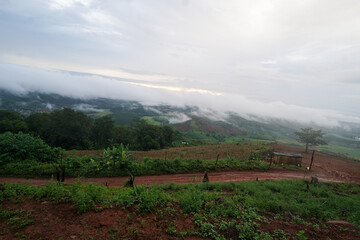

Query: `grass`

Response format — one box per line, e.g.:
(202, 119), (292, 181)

(317, 144), (360, 160)
(1, 179), (359, 239)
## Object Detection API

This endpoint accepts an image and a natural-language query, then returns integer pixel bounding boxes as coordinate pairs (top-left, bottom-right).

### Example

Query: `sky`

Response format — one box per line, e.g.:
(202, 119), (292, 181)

(0, 0), (360, 127)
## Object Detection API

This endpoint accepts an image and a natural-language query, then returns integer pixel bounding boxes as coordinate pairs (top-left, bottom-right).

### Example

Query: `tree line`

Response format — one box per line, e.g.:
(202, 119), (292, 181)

(0, 109), (181, 150)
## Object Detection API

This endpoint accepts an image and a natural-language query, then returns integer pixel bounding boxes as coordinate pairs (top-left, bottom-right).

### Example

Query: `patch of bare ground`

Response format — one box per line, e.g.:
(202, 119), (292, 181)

(260, 218), (360, 240)
(271, 143), (360, 184)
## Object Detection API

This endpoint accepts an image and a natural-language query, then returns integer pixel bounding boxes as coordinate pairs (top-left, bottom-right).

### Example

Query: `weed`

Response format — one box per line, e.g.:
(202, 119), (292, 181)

(273, 229), (287, 240)
(125, 214), (132, 224)
(7, 216), (34, 230)
(199, 222), (218, 239)
(128, 226), (138, 235)
(166, 224), (177, 236)
(137, 188), (170, 213)
(141, 220), (146, 228)
(296, 230), (307, 240)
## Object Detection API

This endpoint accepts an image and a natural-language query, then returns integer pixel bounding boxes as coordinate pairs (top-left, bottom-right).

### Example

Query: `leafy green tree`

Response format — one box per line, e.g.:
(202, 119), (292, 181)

(112, 125), (135, 146)
(43, 108), (93, 149)
(0, 110), (28, 133)
(131, 119), (163, 150)
(25, 113), (50, 136)
(294, 127), (327, 152)
(92, 116), (115, 149)
(0, 132), (62, 165)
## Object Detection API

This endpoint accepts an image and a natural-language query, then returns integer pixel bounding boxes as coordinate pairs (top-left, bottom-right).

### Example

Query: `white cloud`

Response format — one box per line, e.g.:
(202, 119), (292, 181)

(73, 103), (101, 112)
(49, 0), (92, 10)
(1, 63), (359, 127)
(168, 113), (191, 124)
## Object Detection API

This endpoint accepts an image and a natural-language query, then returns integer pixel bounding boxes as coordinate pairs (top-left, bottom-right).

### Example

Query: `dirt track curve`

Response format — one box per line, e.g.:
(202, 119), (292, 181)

(1, 144), (360, 186)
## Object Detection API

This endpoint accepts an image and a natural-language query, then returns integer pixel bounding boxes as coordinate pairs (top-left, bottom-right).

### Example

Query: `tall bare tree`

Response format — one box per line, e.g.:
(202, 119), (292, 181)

(294, 127), (326, 152)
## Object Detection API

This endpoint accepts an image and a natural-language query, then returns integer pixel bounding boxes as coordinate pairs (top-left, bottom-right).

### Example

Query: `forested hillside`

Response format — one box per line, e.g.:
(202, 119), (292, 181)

(1, 89), (360, 159)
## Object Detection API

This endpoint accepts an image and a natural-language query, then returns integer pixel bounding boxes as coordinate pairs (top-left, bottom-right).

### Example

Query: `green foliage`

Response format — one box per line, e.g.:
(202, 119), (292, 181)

(0, 140), (273, 177)
(273, 229), (288, 240)
(115, 188), (136, 207)
(103, 144), (132, 172)
(92, 116), (115, 149)
(179, 187), (216, 213)
(206, 197), (240, 218)
(0, 110), (27, 134)
(131, 118), (179, 150)
(0, 132), (62, 165)
(296, 230), (307, 240)
(25, 112), (50, 136)
(69, 181), (110, 213)
(42, 108), (94, 150)
(6, 216), (34, 230)
(137, 188), (171, 213)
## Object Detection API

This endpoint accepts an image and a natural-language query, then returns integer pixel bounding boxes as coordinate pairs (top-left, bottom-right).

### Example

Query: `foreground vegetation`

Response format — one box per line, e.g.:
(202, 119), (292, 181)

(1, 180), (359, 239)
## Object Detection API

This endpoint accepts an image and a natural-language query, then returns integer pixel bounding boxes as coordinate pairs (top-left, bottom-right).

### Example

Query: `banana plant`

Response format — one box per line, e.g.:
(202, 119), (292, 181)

(103, 143), (132, 172)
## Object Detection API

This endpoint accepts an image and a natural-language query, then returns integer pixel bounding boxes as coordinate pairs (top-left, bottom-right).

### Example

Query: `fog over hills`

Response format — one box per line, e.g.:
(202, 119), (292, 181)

(1, 63), (359, 128)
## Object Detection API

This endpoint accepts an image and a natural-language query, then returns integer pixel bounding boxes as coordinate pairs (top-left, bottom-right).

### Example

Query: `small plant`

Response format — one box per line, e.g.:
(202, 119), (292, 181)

(103, 144), (132, 171)
(179, 188), (208, 213)
(166, 224), (177, 235)
(7, 216), (34, 230)
(125, 214), (132, 224)
(128, 226), (138, 235)
(141, 220), (146, 228)
(273, 229), (287, 240)
(296, 230), (307, 240)
(137, 188), (170, 213)
(199, 222), (218, 239)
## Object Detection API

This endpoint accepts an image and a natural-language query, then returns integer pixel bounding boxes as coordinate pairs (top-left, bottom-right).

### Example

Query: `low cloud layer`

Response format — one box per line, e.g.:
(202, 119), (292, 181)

(1, 63), (359, 127)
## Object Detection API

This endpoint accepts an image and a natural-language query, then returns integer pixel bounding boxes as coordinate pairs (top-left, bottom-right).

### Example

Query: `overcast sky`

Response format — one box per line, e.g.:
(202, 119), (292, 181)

(1, 0), (360, 126)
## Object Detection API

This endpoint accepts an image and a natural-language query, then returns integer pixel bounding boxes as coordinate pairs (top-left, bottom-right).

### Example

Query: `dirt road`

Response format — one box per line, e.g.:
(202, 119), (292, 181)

(1, 144), (359, 186)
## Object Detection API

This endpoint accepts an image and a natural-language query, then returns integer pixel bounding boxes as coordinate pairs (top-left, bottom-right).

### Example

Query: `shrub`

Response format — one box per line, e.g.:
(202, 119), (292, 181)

(0, 132), (62, 165)
(137, 188), (171, 213)
(115, 189), (136, 207)
(179, 187), (216, 213)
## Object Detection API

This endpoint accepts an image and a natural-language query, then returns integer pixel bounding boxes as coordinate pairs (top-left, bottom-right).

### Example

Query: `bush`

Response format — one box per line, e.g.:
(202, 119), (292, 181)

(179, 187), (216, 213)
(137, 188), (171, 213)
(0, 132), (62, 165)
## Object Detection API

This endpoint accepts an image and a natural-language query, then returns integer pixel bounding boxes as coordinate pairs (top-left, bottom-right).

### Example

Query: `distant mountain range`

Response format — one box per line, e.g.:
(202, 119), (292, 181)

(1, 88), (359, 160)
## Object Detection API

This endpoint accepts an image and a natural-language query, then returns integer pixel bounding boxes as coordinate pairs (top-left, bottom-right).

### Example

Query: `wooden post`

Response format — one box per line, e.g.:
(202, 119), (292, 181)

(61, 166), (65, 182)
(268, 153), (273, 171)
(56, 167), (61, 182)
(309, 150), (315, 171)
(215, 153), (220, 169)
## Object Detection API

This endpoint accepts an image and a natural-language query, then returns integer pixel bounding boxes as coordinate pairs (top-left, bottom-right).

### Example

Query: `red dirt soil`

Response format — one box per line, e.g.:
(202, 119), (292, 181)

(2, 200), (359, 240)
(1, 144), (359, 186)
